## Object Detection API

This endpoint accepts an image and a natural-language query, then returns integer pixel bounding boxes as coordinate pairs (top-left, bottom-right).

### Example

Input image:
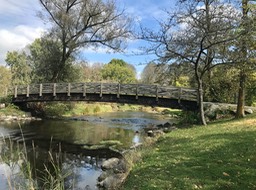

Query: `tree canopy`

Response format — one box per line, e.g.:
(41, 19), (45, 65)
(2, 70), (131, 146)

(38, 0), (132, 82)
(101, 59), (137, 83)
(140, 0), (240, 125)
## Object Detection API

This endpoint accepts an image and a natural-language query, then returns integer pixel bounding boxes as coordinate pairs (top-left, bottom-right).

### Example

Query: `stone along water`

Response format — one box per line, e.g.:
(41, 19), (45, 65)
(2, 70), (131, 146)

(0, 111), (172, 190)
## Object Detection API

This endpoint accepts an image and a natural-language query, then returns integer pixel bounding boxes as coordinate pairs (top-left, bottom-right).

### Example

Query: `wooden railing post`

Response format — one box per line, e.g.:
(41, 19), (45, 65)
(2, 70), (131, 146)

(155, 85), (159, 101)
(39, 84), (43, 97)
(26, 85), (30, 97)
(100, 83), (103, 98)
(117, 83), (120, 98)
(67, 83), (71, 97)
(53, 83), (56, 97)
(14, 86), (17, 98)
(83, 83), (86, 97)
(136, 84), (139, 100)
(178, 87), (182, 103)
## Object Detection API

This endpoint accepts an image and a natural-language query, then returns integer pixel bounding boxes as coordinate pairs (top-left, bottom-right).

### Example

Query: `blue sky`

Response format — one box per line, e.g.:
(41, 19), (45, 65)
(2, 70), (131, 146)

(0, 0), (175, 75)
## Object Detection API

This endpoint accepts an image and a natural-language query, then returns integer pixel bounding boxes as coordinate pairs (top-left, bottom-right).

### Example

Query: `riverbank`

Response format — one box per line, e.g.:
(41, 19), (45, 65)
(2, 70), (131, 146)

(122, 114), (256, 190)
(0, 104), (41, 121)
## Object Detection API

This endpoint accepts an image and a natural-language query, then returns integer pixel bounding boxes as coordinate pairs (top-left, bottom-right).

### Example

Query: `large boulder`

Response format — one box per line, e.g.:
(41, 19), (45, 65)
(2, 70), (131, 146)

(98, 157), (128, 189)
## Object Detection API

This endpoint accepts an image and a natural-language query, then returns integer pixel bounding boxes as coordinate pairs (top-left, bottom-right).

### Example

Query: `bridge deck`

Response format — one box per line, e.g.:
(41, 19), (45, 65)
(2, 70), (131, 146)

(11, 83), (198, 110)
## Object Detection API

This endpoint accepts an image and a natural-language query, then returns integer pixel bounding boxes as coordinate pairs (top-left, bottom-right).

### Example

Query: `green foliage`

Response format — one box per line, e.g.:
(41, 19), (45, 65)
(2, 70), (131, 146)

(93, 105), (101, 113)
(0, 66), (11, 97)
(29, 37), (82, 83)
(0, 104), (25, 116)
(203, 66), (239, 103)
(123, 115), (256, 190)
(5, 51), (31, 85)
(179, 110), (199, 125)
(44, 103), (70, 117)
(101, 59), (137, 83)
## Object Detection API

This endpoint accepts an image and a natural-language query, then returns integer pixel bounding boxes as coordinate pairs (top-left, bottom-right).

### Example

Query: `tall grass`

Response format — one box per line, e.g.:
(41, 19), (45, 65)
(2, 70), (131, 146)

(0, 130), (73, 190)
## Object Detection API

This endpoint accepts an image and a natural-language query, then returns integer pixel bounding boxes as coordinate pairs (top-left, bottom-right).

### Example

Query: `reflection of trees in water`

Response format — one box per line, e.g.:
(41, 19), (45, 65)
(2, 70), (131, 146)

(29, 120), (135, 148)
(0, 135), (116, 190)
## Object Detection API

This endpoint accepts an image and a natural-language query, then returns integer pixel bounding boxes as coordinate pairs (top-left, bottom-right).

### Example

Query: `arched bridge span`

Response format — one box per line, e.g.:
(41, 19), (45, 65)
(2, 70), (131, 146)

(11, 83), (198, 110)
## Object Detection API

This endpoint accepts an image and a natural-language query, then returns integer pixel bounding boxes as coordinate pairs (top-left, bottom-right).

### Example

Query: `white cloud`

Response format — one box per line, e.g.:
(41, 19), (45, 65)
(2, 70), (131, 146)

(0, 25), (45, 64)
(0, 0), (39, 16)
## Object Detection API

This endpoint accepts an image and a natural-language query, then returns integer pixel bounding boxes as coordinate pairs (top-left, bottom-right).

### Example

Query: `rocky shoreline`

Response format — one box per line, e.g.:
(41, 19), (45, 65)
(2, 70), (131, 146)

(0, 114), (42, 122)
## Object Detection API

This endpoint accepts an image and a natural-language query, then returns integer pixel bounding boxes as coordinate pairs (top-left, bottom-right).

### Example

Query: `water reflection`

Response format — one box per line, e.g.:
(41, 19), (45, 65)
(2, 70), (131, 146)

(0, 111), (172, 189)
(132, 132), (140, 145)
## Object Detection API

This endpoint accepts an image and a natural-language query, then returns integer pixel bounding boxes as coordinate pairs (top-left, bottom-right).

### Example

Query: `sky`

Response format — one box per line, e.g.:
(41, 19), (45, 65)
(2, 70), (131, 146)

(0, 0), (175, 76)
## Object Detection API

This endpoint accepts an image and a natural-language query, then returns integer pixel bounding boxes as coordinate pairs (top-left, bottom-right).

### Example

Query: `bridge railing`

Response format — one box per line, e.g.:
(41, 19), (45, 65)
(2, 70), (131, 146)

(12, 82), (198, 102)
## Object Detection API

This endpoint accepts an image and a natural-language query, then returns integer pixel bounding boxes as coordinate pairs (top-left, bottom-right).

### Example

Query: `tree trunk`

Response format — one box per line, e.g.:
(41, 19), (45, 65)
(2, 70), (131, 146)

(236, 70), (246, 118)
(236, 0), (248, 118)
(198, 79), (207, 125)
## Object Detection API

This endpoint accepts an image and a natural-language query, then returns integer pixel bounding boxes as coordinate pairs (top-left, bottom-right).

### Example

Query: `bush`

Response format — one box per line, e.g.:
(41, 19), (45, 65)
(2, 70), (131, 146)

(93, 105), (101, 113)
(44, 103), (70, 117)
(179, 110), (199, 125)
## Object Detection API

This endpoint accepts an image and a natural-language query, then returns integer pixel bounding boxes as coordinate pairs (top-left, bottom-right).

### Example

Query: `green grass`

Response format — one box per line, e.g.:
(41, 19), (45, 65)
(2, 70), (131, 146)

(0, 104), (26, 116)
(123, 115), (256, 190)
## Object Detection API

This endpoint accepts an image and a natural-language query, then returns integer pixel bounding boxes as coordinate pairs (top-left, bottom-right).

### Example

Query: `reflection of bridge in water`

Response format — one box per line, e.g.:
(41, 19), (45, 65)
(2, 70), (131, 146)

(11, 82), (198, 110)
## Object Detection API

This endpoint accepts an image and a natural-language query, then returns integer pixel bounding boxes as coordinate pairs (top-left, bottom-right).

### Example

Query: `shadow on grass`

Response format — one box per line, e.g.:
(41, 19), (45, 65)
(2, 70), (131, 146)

(123, 128), (256, 190)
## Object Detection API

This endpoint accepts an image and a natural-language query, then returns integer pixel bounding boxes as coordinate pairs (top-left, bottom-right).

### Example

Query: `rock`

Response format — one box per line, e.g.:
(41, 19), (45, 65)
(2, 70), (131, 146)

(147, 130), (154, 137)
(101, 158), (120, 171)
(98, 158), (128, 190)
(98, 175), (115, 189)
(163, 122), (172, 128)
(0, 103), (5, 109)
(156, 124), (164, 128)
(130, 143), (143, 149)
(245, 108), (253, 114)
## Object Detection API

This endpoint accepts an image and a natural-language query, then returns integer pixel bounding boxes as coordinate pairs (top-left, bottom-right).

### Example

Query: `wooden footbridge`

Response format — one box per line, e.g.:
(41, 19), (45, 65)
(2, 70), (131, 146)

(11, 82), (198, 110)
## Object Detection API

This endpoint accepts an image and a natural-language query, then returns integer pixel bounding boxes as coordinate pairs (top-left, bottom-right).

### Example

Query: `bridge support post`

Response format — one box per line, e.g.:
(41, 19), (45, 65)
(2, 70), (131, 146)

(83, 83), (87, 97)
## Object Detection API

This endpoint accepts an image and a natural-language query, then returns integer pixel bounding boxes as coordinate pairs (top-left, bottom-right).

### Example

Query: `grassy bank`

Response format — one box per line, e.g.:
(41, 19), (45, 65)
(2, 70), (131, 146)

(123, 115), (256, 190)
(42, 102), (177, 117)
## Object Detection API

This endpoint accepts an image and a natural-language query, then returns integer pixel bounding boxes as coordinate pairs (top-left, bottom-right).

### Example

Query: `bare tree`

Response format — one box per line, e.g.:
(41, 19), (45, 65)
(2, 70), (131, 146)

(140, 0), (240, 125)
(39, 0), (132, 82)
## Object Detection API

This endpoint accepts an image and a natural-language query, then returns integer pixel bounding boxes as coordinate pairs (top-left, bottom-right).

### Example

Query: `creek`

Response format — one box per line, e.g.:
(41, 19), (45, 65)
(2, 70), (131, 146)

(0, 111), (174, 190)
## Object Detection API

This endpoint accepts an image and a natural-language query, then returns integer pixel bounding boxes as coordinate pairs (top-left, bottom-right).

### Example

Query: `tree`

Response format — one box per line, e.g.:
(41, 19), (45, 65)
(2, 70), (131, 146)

(5, 51), (31, 85)
(29, 38), (81, 82)
(235, 0), (256, 118)
(141, 61), (193, 87)
(79, 61), (103, 82)
(101, 59), (137, 83)
(140, 0), (239, 125)
(39, 0), (131, 82)
(0, 66), (11, 97)
(140, 62), (159, 84)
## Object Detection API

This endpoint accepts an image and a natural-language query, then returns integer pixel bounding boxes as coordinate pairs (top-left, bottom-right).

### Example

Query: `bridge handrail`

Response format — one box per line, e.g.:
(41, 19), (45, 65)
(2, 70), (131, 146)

(11, 82), (198, 102)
